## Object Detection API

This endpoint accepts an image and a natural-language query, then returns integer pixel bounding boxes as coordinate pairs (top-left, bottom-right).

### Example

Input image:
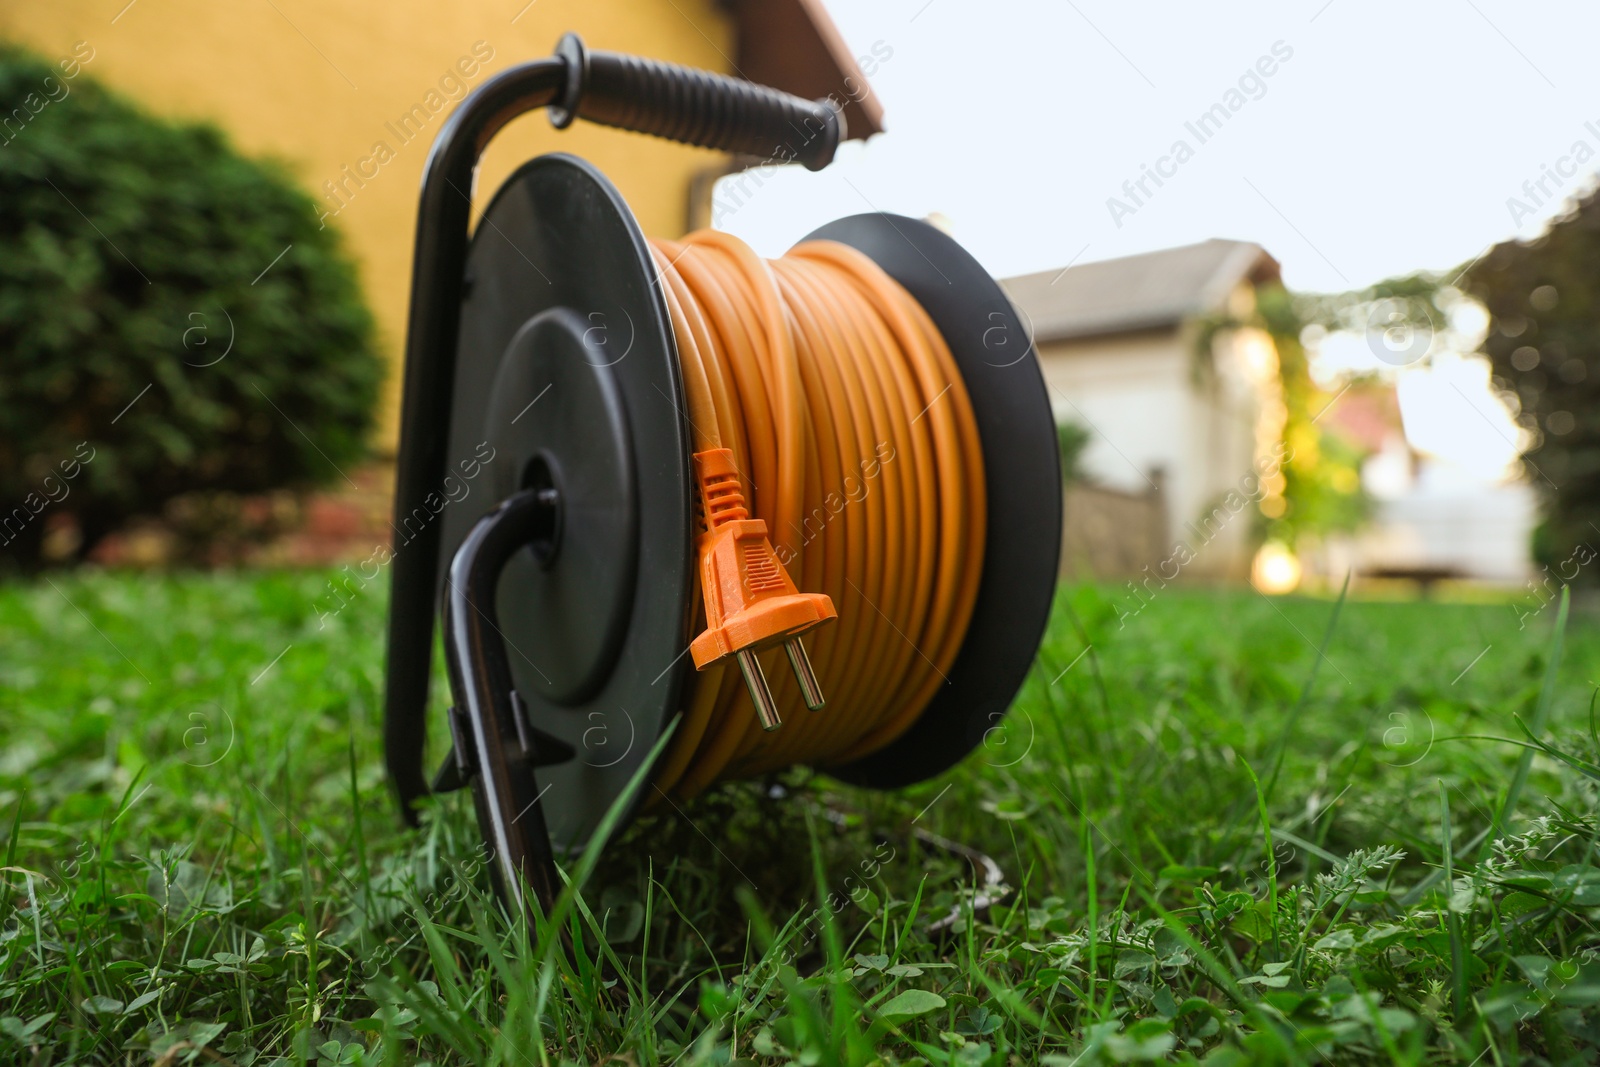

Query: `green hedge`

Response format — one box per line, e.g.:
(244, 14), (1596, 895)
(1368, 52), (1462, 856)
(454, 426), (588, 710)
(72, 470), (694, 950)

(0, 42), (382, 568)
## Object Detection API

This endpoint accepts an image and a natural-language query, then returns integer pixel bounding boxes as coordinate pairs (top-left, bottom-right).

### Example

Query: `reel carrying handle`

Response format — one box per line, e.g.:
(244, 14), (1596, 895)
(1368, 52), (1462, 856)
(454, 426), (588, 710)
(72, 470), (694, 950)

(384, 33), (844, 823)
(551, 34), (844, 170)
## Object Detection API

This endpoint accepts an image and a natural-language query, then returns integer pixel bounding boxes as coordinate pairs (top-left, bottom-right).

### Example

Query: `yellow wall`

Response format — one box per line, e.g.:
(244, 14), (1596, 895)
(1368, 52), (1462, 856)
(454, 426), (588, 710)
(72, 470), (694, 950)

(0, 0), (734, 446)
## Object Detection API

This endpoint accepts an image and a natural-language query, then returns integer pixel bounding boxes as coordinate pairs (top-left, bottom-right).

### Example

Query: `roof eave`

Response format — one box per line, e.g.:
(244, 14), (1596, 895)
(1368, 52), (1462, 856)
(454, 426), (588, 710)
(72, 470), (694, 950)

(723, 0), (886, 141)
(1031, 315), (1186, 347)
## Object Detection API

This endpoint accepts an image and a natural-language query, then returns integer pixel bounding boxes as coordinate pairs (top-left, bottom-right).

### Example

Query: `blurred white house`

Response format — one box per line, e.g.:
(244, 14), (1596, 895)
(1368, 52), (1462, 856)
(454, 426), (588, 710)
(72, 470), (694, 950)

(1003, 239), (1284, 580)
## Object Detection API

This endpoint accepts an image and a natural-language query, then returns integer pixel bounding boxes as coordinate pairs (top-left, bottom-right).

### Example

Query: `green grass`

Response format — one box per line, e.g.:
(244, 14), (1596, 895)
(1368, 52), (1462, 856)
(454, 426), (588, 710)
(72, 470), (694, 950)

(3, 571), (1599, 1065)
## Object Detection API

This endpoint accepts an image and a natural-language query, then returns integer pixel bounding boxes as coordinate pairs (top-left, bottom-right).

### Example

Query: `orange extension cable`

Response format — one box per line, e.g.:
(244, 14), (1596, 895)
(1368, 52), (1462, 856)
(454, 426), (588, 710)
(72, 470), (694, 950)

(646, 230), (987, 801)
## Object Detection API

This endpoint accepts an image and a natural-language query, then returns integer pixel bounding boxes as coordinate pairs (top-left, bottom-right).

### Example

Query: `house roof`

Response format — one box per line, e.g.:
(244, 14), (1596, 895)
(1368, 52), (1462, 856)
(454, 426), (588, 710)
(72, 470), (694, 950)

(727, 0), (886, 140)
(1000, 239), (1281, 344)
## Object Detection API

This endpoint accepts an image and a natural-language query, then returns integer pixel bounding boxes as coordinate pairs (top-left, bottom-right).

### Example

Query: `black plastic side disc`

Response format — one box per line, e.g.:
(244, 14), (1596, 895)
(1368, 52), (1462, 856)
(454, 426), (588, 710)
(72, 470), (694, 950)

(806, 214), (1062, 789)
(437, 154), (694, 852)
(484, 308), (637, 707)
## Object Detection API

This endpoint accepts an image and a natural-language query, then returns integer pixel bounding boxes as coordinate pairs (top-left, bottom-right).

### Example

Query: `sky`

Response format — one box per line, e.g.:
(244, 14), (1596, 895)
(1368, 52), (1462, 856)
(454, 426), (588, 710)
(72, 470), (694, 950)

(712, 0), (1600, 488)
(716, 0), (1600, 296)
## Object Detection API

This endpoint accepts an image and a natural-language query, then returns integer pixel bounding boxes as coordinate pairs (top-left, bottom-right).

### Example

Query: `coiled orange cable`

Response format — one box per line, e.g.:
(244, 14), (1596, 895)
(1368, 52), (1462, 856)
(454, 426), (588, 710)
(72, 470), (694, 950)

(646, 230), (987, 800)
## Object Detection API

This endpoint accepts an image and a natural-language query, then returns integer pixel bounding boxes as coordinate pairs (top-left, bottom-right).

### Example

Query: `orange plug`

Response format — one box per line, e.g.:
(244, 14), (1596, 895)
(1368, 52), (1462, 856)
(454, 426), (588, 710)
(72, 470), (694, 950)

(689, 448), (836, 730)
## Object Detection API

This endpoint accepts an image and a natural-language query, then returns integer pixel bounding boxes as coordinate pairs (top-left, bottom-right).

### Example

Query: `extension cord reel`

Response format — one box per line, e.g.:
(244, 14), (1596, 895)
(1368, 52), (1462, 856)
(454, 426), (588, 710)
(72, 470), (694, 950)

(380, 33), (1061, 915)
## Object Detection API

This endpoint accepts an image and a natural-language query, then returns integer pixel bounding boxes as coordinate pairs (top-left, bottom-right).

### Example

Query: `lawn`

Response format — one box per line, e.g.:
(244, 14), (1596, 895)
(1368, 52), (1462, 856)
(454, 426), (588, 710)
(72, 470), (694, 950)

(2, 571), (1598, 1065)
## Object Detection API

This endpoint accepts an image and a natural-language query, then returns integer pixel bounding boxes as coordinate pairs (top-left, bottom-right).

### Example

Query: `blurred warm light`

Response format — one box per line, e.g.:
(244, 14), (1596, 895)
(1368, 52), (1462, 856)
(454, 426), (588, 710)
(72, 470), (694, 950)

(1253, 541), (1302, 594)
(1448, 300), (1490, 348)
(1235, 327), (1279, 384)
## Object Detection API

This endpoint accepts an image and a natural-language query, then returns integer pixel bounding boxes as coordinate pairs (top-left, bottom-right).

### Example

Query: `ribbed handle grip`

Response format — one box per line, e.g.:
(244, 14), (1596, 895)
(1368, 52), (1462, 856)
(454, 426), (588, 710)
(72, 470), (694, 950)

(558, 35), (843, 172)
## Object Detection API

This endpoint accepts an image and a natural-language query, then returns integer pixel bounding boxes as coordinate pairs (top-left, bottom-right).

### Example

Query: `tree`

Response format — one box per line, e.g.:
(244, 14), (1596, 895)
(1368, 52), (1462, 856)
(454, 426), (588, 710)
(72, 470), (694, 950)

(1259, 285), (1370, 545)
(1464, 186), (1600, 579)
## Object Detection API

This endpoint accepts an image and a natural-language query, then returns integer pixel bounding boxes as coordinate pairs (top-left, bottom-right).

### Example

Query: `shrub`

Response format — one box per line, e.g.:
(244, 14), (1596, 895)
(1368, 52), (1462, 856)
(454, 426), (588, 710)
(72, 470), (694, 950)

(0, 42), (382, 568)
(1056, 420), (1091, 484)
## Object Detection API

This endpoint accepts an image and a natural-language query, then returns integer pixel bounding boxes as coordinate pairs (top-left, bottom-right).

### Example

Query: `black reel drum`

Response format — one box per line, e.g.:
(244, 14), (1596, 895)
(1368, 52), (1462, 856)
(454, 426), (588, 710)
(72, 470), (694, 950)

(382, 34), (1060, 917)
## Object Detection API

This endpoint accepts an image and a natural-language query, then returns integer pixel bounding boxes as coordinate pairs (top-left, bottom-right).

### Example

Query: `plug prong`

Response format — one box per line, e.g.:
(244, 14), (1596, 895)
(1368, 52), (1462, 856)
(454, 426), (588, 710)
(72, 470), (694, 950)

(785, 638), (826, 711)
(735, 649), (782, 731)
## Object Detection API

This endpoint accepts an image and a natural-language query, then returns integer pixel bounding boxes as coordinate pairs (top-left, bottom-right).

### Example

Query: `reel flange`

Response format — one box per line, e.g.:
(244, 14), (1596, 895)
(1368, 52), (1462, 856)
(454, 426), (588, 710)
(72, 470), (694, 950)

(807, 214), (1060, 788)
(435, 154), (695, 853)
